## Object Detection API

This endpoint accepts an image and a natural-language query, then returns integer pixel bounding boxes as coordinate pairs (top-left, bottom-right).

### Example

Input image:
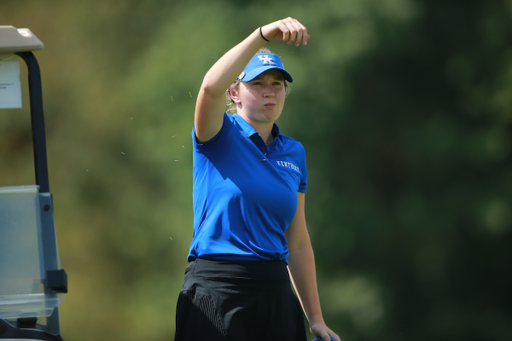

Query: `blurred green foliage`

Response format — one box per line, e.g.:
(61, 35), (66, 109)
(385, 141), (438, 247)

(1, 0), (511, 340)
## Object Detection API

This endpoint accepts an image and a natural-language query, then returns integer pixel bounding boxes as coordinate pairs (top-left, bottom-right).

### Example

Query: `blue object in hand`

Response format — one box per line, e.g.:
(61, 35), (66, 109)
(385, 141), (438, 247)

(312, 336), (336, 341)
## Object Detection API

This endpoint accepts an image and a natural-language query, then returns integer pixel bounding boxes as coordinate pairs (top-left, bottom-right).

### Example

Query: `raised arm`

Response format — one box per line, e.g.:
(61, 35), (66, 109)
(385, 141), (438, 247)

(194, 18), (309, 143)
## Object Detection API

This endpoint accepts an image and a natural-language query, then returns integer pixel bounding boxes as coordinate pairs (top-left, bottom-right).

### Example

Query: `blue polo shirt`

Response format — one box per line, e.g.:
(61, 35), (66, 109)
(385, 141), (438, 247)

(188, 113), (308, 262)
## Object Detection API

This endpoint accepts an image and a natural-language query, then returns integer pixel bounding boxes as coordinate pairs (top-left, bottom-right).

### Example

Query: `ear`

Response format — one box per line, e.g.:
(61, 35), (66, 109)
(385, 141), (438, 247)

(228, 86), (241, 104)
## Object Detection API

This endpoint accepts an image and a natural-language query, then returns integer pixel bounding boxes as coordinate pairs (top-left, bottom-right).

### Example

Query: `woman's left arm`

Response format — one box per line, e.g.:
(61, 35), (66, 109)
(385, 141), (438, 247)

(286, 192), (341, 341)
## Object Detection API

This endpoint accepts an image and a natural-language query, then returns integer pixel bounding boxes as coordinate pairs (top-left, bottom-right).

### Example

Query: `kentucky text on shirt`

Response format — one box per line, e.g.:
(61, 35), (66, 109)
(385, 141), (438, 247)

(276, 160), (300, 172)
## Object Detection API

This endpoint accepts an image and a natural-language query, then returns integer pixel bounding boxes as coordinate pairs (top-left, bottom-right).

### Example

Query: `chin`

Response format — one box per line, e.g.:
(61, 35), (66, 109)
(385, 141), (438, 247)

(265, 113), (282, 123)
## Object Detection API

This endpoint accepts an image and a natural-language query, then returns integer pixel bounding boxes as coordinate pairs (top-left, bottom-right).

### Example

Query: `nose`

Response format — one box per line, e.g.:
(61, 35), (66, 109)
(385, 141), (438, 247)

(263, 85), (275, 98)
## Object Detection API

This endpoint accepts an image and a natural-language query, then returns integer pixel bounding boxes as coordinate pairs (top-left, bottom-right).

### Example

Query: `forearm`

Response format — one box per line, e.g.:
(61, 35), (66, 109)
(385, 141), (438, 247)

(288, 243), (325, 326)
(201, 28), (265, 95)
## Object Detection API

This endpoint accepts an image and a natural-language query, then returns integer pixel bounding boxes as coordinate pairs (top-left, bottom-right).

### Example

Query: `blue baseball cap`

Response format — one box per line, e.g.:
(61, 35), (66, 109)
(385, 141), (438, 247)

(237, 53), (293, 83)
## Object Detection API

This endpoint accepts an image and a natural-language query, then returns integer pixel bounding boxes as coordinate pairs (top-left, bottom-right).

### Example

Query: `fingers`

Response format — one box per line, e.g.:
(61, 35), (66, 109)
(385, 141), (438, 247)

(281, 17), (309, 46)
(264, 17), (309, 46)
(325, 328), (341, 341)
(311, 323), (341, 341)
(328, 332), (341, 341)
(321, 333), (340, 341)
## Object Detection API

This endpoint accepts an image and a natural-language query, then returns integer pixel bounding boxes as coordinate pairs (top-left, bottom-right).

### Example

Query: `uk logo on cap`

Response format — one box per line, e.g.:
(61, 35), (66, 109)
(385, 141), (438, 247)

(258, 55), (274, 65)
(237, 53), (293, 83)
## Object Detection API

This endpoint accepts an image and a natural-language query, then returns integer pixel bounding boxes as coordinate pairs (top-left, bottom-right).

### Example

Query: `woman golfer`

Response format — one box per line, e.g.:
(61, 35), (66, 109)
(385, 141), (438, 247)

(174, 17), (340, 341)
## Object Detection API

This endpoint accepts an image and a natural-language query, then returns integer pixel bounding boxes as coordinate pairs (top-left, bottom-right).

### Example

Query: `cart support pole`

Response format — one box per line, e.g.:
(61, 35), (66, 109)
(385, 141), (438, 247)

(15, 51), (50, 193)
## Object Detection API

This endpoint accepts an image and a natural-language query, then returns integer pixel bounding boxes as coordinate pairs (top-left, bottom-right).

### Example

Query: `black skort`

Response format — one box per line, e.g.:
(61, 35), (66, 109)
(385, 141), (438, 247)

(174, 258), (307, 341)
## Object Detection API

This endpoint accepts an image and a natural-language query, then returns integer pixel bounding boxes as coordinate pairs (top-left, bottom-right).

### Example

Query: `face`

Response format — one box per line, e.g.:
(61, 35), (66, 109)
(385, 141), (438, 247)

(231, 69), (286, 126)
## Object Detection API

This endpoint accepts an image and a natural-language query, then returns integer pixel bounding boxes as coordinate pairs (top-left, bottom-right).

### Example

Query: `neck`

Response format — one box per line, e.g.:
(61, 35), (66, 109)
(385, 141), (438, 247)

(260, 126), (274, 146)
(238, 112), (274, 143)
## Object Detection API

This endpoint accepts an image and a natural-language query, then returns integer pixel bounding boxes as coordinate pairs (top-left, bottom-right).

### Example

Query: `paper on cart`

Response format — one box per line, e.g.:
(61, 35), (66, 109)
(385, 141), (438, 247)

(0, 59), (22, 108)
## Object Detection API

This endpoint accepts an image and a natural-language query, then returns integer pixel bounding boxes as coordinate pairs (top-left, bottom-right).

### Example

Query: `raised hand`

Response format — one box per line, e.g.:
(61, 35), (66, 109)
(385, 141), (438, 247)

(260, 17), (310, 47)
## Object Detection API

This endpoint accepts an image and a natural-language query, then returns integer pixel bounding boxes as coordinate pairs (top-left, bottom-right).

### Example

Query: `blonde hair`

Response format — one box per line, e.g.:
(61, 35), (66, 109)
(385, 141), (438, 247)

(226, 48), (291, 114)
